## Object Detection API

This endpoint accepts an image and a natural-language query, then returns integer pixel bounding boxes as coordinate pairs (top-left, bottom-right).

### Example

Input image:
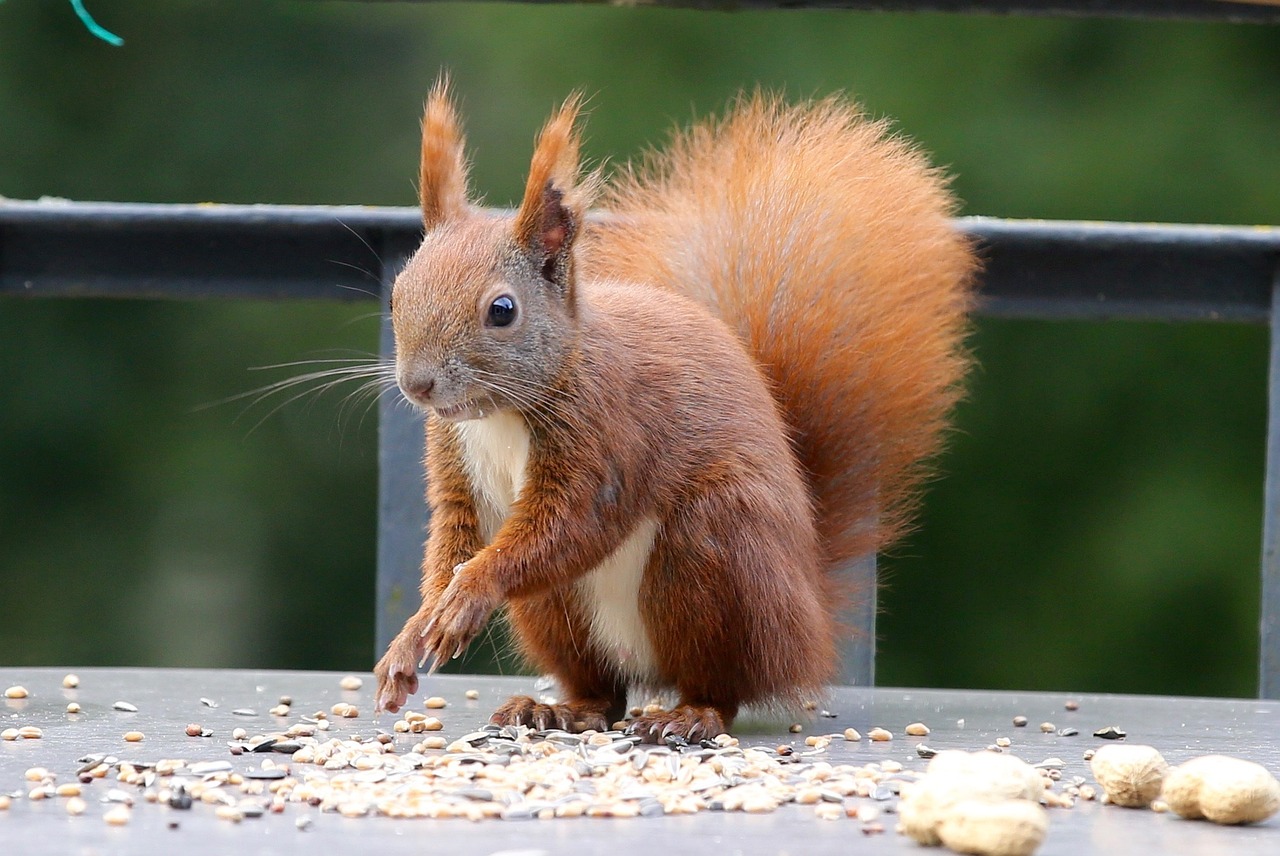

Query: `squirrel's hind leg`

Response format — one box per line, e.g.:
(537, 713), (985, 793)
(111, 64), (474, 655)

(497, 589), (629, 732)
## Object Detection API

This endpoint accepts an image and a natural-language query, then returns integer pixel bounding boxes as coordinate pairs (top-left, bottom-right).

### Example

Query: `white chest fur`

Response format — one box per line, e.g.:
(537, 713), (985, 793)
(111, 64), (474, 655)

(451, 412), (658, 681)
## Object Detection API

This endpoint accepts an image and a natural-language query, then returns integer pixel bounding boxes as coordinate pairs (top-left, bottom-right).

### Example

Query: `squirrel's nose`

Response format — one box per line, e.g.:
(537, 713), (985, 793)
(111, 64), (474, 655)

(400, 371), (437, 404)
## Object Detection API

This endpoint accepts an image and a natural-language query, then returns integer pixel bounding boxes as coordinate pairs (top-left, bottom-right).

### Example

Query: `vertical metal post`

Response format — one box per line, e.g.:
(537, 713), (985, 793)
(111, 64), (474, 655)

(836, 553), (876, 687)
(375, 239), (428, 661)
(1261, 268), (1280, 699)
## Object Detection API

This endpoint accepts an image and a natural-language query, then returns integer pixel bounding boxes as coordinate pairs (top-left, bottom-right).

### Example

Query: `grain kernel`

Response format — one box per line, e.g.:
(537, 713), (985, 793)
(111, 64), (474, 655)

(1013, 715), (1028, 727)
(56, 783), (82, 798)
(65, 796), (87, 816)
(63, 674), (80, 689)
(331, 702), (359, 718)
(104, 806), (131, 826)
(905, 722), (930, 737)
(340, 675), (364, 691)
(465, 689), (480, 700)
(868, 727), (893, 742)
(185, 723), (203, 737)
(123, 731), (144, 743)
(996, 737), (1012, 748)
(423, 736), (447, 750)
(424, 696), (447, 709)
(843, 728), (862, 741)
(1, 728), (18, 741)
(4, 685), (29, 699)
(0, 795), (10, 810)
(232, 727), (248, 740)
(1039, 722), (1056, 733)
(422, 717), (443, 731)
(67, 702), (82, 714)
(788, 723), (803, 734)
(25, 767), (50, 782)
(17, 726), (42, 739)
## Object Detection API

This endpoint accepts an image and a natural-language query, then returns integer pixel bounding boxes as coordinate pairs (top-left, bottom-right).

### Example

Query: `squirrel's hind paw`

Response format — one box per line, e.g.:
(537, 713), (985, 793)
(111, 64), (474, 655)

(491, 695), (611, 733)
(626, 705), (729, 744)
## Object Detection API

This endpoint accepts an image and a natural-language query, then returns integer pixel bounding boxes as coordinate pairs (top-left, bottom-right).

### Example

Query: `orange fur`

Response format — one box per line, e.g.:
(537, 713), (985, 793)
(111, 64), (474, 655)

(375, 88), (975, 739)
(587, 93), (975, 568)
(419, 76), (470, 229)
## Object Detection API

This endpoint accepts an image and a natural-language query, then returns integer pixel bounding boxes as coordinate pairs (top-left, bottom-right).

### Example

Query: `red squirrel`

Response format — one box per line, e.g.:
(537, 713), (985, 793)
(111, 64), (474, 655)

(373, 80), (975, 740)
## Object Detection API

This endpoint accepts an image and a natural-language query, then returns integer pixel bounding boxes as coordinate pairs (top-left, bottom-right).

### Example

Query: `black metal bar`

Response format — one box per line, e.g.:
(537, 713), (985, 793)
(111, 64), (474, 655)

(1262, 265), (1280, 700)
(4, 202), (1279, 321)
(0, 201), (420, 302)
(326, 0), (1280, 25)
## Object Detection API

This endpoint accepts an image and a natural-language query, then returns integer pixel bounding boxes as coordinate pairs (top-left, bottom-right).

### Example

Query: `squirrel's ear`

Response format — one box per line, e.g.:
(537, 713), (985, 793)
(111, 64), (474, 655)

(419, 76), (471, 230)
(513, 93), (598, 291)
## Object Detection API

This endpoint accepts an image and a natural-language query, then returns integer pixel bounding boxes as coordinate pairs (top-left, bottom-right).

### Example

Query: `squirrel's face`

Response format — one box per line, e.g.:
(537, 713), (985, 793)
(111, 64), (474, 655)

(391, 218), (579, 423)
(395, 80), (593, 423)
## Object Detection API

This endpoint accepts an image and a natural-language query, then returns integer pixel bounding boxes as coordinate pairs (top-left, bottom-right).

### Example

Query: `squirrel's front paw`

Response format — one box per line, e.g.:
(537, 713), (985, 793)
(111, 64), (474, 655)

(373, 627), (426, 714)
(420, 565), (501, 670)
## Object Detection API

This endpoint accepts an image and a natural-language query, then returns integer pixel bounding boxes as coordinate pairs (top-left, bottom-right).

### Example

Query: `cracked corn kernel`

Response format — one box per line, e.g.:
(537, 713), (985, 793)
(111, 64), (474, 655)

(124, 732), (144, 743)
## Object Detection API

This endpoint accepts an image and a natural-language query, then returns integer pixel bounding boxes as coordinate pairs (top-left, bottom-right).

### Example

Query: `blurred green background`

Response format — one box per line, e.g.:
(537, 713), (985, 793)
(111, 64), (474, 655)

(1, 1), (1276, 698)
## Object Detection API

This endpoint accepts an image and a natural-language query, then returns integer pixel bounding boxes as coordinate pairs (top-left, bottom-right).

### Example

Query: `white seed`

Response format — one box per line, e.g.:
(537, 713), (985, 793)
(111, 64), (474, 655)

(67, 702), (82, 714)
(4, 685), (28, 699)
(814, 802), (843, 820)
(464, 689), (480, 700)
(905, 722), (930, 737)
(63, 674), (80, 689)
(424, 696), (447, 709)
(1039, 722), (1055, 733)
(56, 783), (82, 798)
(25, 767), (50, 782)
(340, 675), (364, 691)
(103, 806), (131, 826)
(215, 805), (244, 823)
(996, 737), (1012, 748)
(296, 816), (313, 831)
(17, 726), (42, 739)
(269, 704), (290, 717)
(1, 728), (18, 741)
(331, 702), (359, 718)
(843, 728), (861, 741)
(66, 797), (87, 816)
(232, 727), (248, 740)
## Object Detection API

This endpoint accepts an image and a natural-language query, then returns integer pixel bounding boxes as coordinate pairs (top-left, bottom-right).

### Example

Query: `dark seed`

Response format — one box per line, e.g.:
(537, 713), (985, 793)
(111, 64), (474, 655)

(270, 741), (301, 754)
(249, 739), (278, 753)
(639, 799), (664, 817)
(916, 744), (938, 759)
(169, 788), (193, 810)
(1093, 726), (1126, 740)
(200, 698), (218, 708)
(240, 804), (265, 818)
(663, 735), (688, 749)
(819, 710), (839, 718)
(1064, 700), (1079, 711)
(168, 821), (180, 830)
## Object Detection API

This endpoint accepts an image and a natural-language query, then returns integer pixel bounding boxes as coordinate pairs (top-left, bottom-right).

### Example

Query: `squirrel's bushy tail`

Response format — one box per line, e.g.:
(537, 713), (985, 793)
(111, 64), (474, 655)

(590, 93), (975, 569)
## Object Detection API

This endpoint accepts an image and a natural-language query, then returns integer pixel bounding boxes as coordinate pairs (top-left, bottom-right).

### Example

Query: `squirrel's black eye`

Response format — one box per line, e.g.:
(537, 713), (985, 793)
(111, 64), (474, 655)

(487, 295), (517, 328)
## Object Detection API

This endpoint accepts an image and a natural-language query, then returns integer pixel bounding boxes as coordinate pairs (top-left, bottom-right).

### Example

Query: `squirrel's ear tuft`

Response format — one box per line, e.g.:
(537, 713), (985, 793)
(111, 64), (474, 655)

(419, 75), (471, 230)
(514, 93), (599, 288)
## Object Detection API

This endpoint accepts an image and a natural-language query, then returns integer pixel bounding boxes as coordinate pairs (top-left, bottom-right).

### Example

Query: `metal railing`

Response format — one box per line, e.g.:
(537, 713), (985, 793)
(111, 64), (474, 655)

(3, 198), (1279, 695)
